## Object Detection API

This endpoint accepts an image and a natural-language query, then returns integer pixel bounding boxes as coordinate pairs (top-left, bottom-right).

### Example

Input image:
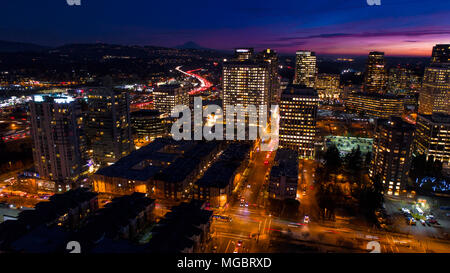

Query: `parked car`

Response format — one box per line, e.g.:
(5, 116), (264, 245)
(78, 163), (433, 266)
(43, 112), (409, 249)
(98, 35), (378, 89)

(406, 218), (416, 225)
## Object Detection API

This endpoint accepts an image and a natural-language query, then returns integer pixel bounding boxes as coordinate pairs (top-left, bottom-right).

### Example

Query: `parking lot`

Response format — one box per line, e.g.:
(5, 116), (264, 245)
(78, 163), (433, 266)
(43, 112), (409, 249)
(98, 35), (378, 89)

(384, 196), (450, 241)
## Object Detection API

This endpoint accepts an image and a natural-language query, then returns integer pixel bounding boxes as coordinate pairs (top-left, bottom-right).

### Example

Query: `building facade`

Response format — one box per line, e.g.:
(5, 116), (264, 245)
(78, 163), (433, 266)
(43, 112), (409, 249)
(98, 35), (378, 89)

(431, 44), (450, 64)
(414, 113), (450, 174)
(315, 73), (342, 100)
(294, 50), (317, 88)
(131, 109), (167, 147)
(85, 88), (134, 167)
(259, 48), (280, 104)
(222, 59), (271, 127)
(268, 148), (299, 200)
(370, 117), (415, 196)
(279, 85), (319, 159)
(364, 51), (387, 94)
(29, 94), (88, 192)
(418, 66), (449, 115)
(234, 48), (254, 61)
(193, 143), (251, 208)
(153, 82), (190, 116)
(387, 67), (420, 95)
(345, 92), (405, 119)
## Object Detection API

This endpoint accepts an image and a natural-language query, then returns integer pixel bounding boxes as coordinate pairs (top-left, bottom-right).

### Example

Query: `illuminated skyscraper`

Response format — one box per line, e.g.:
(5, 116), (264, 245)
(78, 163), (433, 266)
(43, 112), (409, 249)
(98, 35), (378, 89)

(414, 113), (450, 174)
(418, 66), (450, 115)
(85, 88), (133, 167)
(259, 49), (280, 104)
(222, 59), (270, 128)
(364, 51), (387, 94)
(29, 94), (88, 192)
(418, 45), (449, 115)
(370, 117), (415, 196)
(294, 50), (317, 88)
(279, 84), (319, 159)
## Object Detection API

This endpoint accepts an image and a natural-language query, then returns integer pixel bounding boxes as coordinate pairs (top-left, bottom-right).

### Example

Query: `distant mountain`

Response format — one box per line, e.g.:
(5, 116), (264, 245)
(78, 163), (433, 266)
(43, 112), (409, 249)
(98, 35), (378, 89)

(0, 40), (50, 53)
(175, 41), (208, 50)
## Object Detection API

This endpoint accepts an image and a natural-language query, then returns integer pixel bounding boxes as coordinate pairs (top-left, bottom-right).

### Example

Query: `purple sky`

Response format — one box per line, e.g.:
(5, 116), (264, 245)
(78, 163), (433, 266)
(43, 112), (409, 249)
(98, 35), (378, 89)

(0, 0), (449, 56)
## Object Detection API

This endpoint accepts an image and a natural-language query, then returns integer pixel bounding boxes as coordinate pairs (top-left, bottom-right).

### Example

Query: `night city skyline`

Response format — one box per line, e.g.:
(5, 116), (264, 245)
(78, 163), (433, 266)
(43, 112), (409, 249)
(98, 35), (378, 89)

(0, 0), (449, 56)
(0, 0), (449, 264)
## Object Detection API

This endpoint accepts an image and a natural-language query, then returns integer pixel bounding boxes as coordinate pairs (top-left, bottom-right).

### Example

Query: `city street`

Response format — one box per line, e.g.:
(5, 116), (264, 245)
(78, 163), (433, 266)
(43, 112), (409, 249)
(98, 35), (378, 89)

(207, 149), (450, 253)
(209, 150), (273, 253)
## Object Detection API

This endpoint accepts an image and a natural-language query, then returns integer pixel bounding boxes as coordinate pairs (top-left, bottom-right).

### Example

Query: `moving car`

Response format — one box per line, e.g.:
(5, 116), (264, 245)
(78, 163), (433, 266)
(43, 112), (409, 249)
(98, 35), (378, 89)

(304, 215), (310, 224)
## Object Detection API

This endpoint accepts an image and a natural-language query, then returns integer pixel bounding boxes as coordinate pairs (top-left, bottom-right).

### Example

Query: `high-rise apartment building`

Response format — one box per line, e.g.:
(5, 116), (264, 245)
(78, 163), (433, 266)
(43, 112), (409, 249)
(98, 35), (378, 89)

(85, 88), (133, 167)
(222, 59), (271, 128)
(259, 48), (280, 104)
(279, 84), (319, 159)
(29, 94), (88, 192)
(415, 113), (450, 174)
(418, 66), (450, 115)
(370, 117), (415, 196)
(294, 50), (317, 88)
(364, 51), (387, 94)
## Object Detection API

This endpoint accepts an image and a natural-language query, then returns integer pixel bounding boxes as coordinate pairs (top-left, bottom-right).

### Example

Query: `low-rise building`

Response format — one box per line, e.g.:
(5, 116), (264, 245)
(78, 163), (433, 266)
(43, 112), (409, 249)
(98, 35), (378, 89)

(194, 143), (251, 207)
(93, 138), (222, 200)
(147, 200), (212, 253)
(153, 141), (221, 200)
(268, 148), (299, 200)
(0, 188), (98, 251)
(75, 192), (155, 248)
(345, 92), (405, 119)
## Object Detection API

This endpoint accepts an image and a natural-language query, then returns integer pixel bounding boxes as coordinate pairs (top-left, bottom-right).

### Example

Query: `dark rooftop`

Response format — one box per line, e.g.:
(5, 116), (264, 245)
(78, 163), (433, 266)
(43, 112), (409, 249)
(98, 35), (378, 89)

(95, 138), (195, 181)
(130, 109), (161, 118)
(349, 92), (405, 99)
(196, 143), (251, 189)
(154, 141), (220, 183)
(282, 84), (318, 97)
(418, 113), (450, 124)
(378, 117), (416, 131)
(270, 148), (299, 179)
(147, 200), (212, 253)
(76, 192), (154, 244)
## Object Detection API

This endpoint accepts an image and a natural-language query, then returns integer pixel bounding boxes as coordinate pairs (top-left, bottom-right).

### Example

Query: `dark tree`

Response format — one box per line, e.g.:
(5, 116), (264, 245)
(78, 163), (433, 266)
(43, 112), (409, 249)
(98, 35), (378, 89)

(323, 144), (342, 174)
